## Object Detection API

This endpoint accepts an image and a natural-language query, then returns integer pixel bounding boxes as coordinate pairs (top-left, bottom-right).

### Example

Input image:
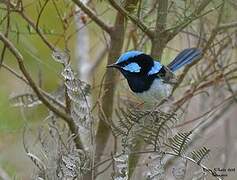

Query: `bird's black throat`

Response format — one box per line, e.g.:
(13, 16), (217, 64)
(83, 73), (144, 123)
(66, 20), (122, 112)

(121, 70), (157, 93)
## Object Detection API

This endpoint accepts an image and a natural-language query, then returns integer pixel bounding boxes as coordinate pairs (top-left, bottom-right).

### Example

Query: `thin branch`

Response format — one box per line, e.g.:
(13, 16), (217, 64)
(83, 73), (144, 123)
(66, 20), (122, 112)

(5, 0), (55, 50)
(171, 2), (226, 95)
(1, 63), (28, 83)
(35, 0), (49, 29)
(108, 0), (153, 39)
(0, 1), (10, 68)
(166, 0), (218, 42)
(175, 90), (236, 128)
(217, 21), (237, 30)
(1, 63), (66, 110)
(164, 152), (221, 180)
(20, 12), (55, 51)
(51, 0), (67, 31)
(71, 0), (112, 34)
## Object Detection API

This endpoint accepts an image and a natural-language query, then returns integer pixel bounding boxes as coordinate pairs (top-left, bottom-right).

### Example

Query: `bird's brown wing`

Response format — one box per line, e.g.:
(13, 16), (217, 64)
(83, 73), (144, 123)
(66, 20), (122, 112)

(156, 66), (178, 85)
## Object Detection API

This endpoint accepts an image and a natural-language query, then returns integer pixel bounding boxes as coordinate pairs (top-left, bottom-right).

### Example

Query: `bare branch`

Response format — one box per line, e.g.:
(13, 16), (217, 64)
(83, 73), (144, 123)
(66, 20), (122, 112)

(20, 12), (55, 51)
(151, 0), (168, 58)
(166, 0), (218, 42)
(0, 1), (10, 68)
(71, 0), (112, 34)
(217, 21), (237, 30)
(35, 0), (49, 29)
(108, 0), (153, 39)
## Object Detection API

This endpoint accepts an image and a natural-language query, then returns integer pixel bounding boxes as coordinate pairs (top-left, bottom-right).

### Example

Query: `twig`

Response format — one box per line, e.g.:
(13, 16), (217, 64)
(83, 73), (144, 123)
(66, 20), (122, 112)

(171, 2), (225, 95)
(35, 0), (49, 29)
(0, 1), (10, 68)
(166, 0), (220, 41)
(4, 0), (55, 50)
(164, 151), (222, 180)
(175, 91), (236, 128)
(108, 0), (153, 39)
(20, 12), (55, 51)
(71, 0), (112, 34)
(217, 21), (237, 30)
(1, 63), (66, 110)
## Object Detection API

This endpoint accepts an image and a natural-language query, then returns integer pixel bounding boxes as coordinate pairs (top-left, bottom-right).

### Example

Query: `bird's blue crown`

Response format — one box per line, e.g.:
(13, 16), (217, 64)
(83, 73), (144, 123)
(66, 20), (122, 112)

(116, 51), (143, 64)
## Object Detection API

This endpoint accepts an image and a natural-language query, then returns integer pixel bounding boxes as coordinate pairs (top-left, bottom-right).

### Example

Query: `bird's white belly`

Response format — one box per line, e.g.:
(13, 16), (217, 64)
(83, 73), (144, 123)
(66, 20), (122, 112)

(135, 79), (171, 106)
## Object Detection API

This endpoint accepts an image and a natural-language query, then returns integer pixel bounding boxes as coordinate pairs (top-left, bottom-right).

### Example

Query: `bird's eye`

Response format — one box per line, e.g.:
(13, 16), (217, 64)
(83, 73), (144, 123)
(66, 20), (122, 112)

(122, 63), (141, 73)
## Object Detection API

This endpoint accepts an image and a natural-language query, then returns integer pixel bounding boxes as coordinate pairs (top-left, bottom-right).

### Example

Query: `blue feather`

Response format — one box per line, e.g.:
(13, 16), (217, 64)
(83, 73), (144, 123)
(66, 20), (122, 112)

(116, 50), (143, 64)
(148, 61), (163, 75)
(167, 48), (202, 72)
(123, 62), (141, 72)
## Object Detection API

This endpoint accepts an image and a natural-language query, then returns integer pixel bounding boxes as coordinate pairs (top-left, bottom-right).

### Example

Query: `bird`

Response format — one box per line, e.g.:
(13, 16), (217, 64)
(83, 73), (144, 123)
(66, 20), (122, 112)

(107, 48), (202, 105)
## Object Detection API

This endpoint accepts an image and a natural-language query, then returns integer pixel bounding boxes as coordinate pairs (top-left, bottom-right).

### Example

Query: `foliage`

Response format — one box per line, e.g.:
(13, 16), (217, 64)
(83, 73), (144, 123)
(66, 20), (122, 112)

(167, 131), (192, 155)
(113, 107), (178, 151)
(191, 147), (210, 165)
(10, 93), (41, 107)
(24, 114), (90, 179)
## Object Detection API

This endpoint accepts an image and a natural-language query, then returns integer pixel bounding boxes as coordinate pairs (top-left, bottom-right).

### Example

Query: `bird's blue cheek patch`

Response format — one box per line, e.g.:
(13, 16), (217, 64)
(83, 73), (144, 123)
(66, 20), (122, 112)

(122, 63), (141, 73)
(148, 61), (162, 75)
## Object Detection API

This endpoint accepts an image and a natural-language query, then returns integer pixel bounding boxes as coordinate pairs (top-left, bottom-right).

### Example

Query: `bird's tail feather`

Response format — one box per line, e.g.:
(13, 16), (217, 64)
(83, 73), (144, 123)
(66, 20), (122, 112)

(167, 48), (202, 72)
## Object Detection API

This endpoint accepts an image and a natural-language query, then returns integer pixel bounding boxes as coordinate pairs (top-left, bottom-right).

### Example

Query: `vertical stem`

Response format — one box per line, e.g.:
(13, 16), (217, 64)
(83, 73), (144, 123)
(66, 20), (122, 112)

(95, 0), (139, 167)
(96, 12), (126, 163)
(151, 0), (168, 59)
(127, 1), (168, 179)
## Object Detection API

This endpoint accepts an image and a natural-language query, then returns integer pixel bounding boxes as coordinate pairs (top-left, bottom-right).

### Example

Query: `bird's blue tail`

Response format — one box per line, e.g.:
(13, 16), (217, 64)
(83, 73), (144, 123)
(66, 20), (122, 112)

(167, 48), (202, 72)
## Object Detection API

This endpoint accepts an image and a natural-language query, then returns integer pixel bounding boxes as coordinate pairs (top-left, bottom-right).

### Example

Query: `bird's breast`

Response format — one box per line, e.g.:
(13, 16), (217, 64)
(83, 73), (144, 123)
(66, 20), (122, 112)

(135, 78), (171, 106)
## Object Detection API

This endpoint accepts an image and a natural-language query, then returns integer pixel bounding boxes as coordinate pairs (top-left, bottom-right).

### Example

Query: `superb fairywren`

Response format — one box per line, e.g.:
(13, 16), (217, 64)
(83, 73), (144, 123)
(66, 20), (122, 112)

(107, 48), (202, 105)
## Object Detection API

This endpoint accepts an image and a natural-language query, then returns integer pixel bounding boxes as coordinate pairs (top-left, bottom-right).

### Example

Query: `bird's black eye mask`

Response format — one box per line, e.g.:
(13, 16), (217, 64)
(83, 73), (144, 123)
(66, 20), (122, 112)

(117, 54), (154, 74)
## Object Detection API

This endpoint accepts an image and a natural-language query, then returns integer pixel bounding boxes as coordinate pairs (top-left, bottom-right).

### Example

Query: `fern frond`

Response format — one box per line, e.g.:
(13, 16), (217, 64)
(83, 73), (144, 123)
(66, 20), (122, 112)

(191, 147), (210, 165)
(27, 152), (46, 171)
(112, 109), (133, 136)
(167, 131), (192, 155)
(117, 108), (134, 130)
(10, 93), (41, 107)
(113, 107), (178, 151)
(140, 111), (178, 150)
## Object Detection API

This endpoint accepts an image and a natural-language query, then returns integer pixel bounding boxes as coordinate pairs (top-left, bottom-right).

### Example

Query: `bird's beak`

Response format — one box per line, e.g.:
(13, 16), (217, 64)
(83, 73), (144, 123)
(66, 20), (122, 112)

(107, 63), (120, 69)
